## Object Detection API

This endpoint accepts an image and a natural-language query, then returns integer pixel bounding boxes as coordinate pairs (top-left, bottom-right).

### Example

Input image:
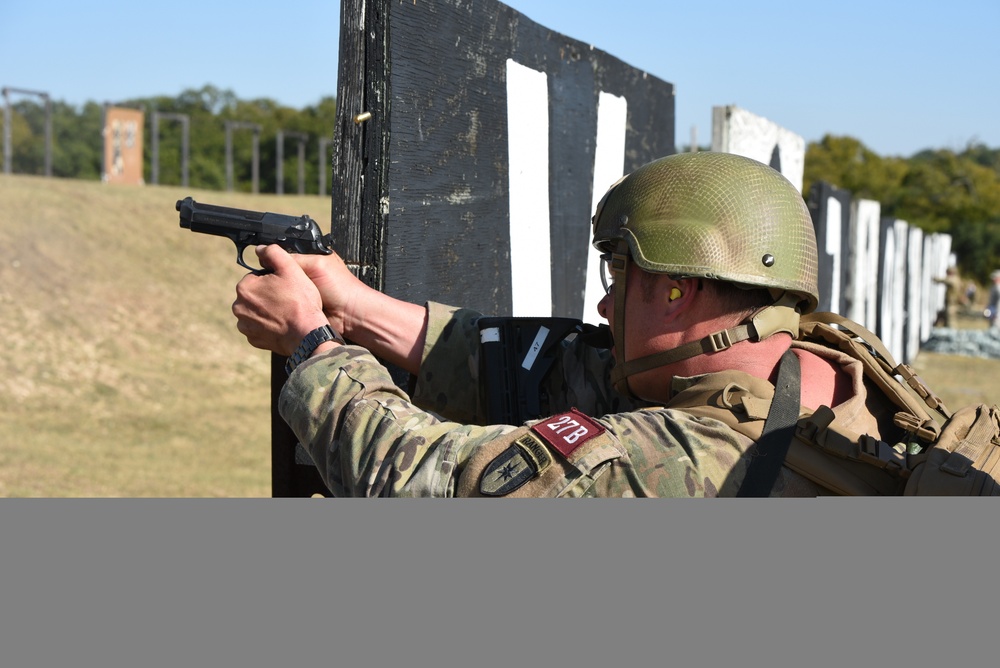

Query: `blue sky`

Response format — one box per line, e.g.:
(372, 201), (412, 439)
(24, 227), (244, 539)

(1, 0), (997, 157)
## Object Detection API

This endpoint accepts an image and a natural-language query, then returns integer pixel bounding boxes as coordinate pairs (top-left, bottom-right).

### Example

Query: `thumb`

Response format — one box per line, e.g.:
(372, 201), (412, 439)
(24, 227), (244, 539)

(254, 244), (296, 274)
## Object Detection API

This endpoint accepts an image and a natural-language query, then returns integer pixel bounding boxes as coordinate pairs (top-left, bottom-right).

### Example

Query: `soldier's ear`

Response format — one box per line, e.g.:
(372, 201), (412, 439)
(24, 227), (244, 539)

(662, 278), (699, 319)
(666, 278), (698, 301)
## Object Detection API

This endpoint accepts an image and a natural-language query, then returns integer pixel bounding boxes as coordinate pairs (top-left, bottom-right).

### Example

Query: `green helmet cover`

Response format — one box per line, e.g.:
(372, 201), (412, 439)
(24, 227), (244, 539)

(592, 152), (819, 313)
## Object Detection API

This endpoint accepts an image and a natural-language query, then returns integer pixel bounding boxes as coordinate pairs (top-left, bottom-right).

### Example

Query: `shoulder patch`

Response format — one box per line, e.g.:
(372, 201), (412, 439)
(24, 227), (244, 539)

(531, 408), (605, 458)
(480, 432), (554, 496)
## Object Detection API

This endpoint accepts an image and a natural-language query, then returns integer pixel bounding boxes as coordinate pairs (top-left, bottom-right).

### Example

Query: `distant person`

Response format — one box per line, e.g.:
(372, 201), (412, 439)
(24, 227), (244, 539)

(988, 271), (1000, 328)
(933, 266), (963, 328)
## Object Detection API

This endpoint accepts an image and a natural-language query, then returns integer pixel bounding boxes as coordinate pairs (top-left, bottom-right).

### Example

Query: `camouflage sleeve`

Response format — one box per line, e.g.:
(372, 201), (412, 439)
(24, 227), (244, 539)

(411, 302), (485, 423)
(279, 345), (776, 498)
(411, 301), (647, 424)
(279, 344), (516, 497)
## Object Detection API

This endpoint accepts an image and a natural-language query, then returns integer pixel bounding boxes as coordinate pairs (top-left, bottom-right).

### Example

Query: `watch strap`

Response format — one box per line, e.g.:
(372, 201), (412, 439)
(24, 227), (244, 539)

(284, 324), (344, 375)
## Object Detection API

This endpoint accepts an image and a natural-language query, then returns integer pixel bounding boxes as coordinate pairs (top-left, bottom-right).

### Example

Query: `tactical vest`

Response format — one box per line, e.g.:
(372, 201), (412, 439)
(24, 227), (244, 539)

(673, 312), (1000, 496)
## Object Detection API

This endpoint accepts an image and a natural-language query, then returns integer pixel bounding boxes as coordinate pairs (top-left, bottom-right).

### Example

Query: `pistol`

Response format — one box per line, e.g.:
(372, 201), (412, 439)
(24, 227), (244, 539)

(177, 196), (333, 274)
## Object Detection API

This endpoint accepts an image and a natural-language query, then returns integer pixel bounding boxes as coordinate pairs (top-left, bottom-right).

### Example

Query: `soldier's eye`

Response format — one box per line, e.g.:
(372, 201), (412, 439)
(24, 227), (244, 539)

(600, 253), (613, 294)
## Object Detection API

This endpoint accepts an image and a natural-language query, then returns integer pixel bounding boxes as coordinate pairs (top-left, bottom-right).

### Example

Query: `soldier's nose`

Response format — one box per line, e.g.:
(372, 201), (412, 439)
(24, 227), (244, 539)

(597, 290), (612, 321)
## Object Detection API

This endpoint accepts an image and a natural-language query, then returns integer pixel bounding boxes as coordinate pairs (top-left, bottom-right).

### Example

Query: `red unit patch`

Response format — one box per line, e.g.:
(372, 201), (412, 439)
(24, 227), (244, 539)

(531, 408), (605, 457)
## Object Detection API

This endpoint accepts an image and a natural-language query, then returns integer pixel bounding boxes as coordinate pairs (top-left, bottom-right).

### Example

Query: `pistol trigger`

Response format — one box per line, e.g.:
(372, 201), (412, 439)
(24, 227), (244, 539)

(235, 244), (271, 275)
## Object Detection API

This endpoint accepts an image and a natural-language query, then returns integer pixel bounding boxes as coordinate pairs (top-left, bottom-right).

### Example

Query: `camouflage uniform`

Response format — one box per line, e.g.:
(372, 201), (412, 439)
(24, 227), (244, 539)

(933, 270), (963, 327)
(277, 302), (898, 497)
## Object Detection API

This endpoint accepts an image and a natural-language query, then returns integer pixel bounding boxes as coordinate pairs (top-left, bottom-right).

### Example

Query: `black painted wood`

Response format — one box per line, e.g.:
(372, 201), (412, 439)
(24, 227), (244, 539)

(383, 0), (674, 317)
(807, 180), (853, 316)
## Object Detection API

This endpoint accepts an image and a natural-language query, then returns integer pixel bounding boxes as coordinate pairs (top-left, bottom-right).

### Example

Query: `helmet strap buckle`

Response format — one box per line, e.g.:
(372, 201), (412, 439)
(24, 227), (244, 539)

(708, 329), (735, 352)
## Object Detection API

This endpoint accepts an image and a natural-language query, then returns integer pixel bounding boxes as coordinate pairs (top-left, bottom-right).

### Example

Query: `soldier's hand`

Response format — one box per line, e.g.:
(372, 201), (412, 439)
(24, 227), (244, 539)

(292, 246), (429, 375)
(233, 245), (331, 356)
(293, 250), (368, 337)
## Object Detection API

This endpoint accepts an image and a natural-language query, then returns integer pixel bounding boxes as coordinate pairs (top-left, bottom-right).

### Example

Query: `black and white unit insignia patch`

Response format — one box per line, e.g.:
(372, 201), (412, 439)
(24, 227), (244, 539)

(480, 433), (553, 496)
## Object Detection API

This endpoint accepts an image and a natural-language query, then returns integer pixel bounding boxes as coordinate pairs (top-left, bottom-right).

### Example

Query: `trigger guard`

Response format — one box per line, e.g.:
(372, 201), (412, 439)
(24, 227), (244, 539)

(236, 245), (272, 275)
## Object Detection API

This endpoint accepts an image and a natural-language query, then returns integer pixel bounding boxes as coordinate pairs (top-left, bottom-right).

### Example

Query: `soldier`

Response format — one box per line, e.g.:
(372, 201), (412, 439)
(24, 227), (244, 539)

(233, 152), (896, 497)
(932, 266), (963, 328)
(988, 271), (1000, 328)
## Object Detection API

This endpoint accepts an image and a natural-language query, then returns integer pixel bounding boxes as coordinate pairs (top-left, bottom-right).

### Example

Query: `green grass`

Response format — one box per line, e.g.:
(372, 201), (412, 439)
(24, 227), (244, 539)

(1, 173), (332, 496)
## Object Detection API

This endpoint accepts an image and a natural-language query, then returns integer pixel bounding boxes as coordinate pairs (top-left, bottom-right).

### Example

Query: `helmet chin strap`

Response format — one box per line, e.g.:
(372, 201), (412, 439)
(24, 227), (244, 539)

(609, 243), (632, 396)
(608, 244), (802, 398)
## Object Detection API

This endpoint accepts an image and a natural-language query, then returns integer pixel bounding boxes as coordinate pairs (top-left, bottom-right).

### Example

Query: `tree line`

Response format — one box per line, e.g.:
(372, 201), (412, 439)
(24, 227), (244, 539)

(805, 135), (1000, 285)
(4, 88), (999, 282)
(2, 85), (336, 194)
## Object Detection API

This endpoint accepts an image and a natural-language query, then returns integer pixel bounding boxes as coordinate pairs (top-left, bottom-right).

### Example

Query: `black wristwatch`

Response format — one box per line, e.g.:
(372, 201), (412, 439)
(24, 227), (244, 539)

(284, 324), (344, 375)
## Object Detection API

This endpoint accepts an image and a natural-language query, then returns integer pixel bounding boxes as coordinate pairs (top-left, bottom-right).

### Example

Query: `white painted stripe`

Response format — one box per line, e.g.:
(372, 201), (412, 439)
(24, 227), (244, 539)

(521, 326), (550, 371)
(849, 199), (880, 331)
(583, 91), (628, 324)
(506, 59), (552, 317)
(920, 232), (935, 343)
(847, 201), (865, 326)
(825, 196), (842, 315)
(906, 225), (923, 362)
(892, 220), (910, 362)
(880, 227), (897, 352)
(883, 220), (910, 363)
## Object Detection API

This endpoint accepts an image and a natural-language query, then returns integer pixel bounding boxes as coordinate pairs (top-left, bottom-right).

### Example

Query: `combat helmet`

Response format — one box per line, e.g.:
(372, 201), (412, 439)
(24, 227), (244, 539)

(591, 151), (820, 396)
